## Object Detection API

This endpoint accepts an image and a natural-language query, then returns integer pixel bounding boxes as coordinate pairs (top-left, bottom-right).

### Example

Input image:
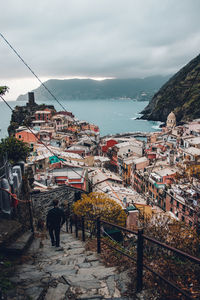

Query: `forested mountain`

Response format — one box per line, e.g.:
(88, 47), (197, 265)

(17, 76), (170, 102)
(140, 53), (200, 123)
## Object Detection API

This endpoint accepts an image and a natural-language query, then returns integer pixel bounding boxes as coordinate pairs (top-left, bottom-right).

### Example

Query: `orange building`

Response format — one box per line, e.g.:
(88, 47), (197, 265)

(15, 130), (38, 147)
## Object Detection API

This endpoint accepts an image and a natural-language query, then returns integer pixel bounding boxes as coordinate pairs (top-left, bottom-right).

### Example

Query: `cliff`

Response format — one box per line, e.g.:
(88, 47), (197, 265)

(140, 53), (200, 123)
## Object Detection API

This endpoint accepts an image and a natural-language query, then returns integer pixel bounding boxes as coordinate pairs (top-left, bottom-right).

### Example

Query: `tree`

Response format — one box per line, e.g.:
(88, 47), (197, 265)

(0, 86), (9, 95)
(141, 214), (200, 256)
(0, 136), (30, 164)
(73, 192), (127, 227)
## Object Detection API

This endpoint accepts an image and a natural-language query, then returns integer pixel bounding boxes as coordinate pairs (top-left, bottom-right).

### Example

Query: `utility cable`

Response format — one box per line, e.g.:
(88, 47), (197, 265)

(0, 33), (132, 204)
(3, 32), (194, 211)
(0, 94), (127, 205)
(102, 227), (135, 256)
(0, 33), (66, 112)
(0, 33), (103, 191)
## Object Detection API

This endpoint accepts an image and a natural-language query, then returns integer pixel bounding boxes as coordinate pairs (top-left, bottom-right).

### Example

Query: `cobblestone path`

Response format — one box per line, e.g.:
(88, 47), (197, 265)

(7, 231), (132, 300)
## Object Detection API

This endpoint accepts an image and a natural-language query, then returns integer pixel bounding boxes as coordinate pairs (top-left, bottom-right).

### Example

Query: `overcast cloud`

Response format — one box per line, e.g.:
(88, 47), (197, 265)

(1, 0), (200, 99)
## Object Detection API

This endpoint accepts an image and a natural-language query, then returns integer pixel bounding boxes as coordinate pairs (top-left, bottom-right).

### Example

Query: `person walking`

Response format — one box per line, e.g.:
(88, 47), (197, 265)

(46, 199), (65, 250)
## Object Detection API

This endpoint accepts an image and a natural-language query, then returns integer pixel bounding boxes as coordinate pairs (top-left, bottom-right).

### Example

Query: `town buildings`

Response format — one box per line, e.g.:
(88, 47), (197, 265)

(11, 95), (200, 231)
(13, 93), (100, 193)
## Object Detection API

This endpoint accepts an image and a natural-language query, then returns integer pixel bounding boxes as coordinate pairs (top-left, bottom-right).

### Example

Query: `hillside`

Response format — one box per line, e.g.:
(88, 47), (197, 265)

(17, 76), (170, 102)
(140, 53), (200, 123)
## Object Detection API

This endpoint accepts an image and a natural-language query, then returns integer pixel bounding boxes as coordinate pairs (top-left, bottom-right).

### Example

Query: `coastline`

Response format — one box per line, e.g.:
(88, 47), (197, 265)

(0, 99), (161, 140)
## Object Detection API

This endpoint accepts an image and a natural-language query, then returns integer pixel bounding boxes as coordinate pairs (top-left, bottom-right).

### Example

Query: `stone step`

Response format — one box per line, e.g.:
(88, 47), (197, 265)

(0, 219), (23, 247)
(6, 232), (134, 300)
(103, 298), (130, 300)
(3, 230), (34, 255)
(77, 297), (130, 300)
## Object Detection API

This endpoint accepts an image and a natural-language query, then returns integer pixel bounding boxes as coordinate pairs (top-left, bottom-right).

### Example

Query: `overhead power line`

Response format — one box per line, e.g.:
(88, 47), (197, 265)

(0, 33), (129, 205)
(0, 33), (66, 111)
(0, 94), (125, 205)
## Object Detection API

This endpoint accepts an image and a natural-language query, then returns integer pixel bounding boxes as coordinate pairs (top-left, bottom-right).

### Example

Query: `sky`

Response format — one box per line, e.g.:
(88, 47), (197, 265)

(1, 0), (200, 100)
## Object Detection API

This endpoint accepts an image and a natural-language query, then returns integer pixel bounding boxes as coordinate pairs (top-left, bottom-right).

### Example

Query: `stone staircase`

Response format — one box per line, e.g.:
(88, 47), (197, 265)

(7, 231), (133, 300)
(2, 230), (34, 255)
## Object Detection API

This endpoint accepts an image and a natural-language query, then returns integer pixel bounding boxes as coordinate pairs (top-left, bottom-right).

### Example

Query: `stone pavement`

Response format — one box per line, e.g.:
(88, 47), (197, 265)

(7, 230), (133, 300)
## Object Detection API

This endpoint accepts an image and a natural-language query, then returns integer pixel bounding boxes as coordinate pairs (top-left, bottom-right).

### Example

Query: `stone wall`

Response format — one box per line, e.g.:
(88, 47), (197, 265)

(31, 186), (84, 225)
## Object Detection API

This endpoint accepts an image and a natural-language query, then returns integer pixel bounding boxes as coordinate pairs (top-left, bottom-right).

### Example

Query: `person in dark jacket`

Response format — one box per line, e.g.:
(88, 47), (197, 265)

(46, 199), (65, 248)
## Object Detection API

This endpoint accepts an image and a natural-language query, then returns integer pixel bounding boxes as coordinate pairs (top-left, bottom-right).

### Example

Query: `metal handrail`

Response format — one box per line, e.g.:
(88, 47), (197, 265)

(101, 219), (200, 265)
(72, 214), (200, 299)
(143, 234), (200, 265)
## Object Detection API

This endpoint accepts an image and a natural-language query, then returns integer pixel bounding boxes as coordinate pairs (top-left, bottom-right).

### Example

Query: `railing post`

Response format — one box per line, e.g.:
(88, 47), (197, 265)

(70, 216), (73, 233)
(137, 228), (144, 292)
(82, 216), (85, 242)
(75, 215), (78, 238)
(66, 218), (69, 233)
(97, 217), (101, 253)
(28, 195), (34, 234)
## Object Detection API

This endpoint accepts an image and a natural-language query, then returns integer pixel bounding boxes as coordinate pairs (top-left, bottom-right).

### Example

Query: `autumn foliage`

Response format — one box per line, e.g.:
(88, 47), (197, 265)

(85, 212), (200, 299)
(142, 215), (200, 256)
(72, 192), (126, 226)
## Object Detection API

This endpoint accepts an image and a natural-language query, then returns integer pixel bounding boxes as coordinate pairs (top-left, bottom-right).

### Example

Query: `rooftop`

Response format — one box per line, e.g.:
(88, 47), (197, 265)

(133, 156), (148, 164)
(89, 169), (122, 185)
(185, 137), (200, 145)
(123, 155), (139, 165)
(35, 111), (51, 114)
(153, 166), (178, 177)
(32, 120), (46, 124)
(182, 147), (200, 156)
(50, 167), (85, 180)
(94, 156), (110, 162)
(116, 141), (143, 149)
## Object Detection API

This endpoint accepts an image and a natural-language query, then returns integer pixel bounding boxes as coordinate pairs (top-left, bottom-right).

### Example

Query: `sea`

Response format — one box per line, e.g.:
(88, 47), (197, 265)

(0, 98), (162, 139)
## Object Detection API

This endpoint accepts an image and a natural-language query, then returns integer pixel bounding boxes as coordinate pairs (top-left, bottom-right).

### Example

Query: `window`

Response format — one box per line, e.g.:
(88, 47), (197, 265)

(189, 209), (193, 217)
(182, 216), (185, 222)
(189, 221), (193, 227)
(19, 135), (21, 139)
(170, 207), (173, 212)
(177, 202), (179, 208)
(176, 212), (179, 217)
(170, 197), (173, 204)
(182, 205), (185, 212)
